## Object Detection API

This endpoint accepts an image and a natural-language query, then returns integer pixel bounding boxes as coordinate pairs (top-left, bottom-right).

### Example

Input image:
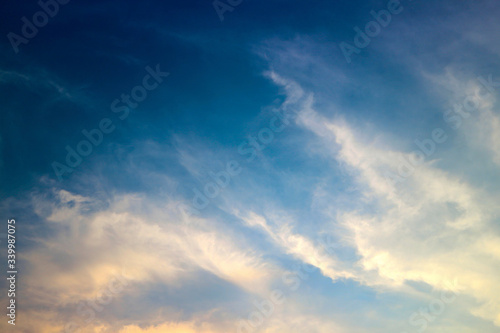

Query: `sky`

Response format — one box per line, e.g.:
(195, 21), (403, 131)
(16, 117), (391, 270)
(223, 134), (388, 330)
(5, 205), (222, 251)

(1, 0), (500, 332)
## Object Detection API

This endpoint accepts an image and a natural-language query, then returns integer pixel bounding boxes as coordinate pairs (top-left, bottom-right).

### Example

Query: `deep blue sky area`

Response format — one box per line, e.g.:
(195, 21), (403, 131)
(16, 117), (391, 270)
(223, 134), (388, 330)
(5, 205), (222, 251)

(1, 0), (498, 198)
(0, 0), (399, 195)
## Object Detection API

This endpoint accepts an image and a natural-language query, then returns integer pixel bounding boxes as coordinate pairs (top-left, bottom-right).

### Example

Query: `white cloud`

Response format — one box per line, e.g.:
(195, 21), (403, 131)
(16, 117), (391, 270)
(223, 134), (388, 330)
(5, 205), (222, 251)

(295, 84), (500, 327)
(7, 189), (280, 332)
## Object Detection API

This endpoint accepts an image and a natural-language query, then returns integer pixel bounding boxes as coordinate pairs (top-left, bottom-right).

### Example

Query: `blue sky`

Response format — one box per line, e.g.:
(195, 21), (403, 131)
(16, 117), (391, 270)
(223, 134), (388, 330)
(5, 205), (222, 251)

(1, 0), (500, 332)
